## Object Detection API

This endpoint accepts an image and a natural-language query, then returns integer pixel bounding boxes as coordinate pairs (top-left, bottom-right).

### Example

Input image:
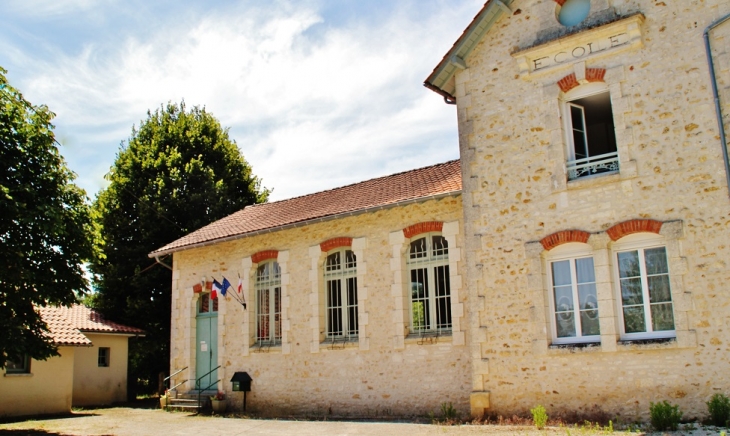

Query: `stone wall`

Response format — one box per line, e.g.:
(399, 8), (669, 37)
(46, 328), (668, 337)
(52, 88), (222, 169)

(455, 0), (730, 421)
(168, 196), (469, 417)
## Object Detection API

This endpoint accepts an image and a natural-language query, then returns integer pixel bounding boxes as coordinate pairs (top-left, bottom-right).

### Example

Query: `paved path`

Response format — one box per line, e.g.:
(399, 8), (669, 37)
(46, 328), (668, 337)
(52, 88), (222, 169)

(0, 407), (719, 435)
(0, 407), (559, 436)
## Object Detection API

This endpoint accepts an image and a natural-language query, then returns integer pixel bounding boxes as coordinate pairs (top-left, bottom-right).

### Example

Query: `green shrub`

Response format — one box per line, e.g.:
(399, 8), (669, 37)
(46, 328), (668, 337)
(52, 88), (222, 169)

(708, 393), (730, 427)
(649, 400), (682, 431)
(530, 404), (548, 429)
(441, 402), (457, 420)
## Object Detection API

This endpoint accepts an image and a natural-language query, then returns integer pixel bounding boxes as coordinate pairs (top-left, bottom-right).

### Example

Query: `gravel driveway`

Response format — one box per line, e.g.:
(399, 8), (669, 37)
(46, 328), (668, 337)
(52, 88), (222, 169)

(0, 406), (722, 436)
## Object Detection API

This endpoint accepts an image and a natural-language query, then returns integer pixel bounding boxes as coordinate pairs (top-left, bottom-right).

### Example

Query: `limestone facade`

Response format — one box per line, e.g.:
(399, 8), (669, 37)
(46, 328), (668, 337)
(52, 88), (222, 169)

(450, 0), (730, 421)
(167, 196), (469, 417)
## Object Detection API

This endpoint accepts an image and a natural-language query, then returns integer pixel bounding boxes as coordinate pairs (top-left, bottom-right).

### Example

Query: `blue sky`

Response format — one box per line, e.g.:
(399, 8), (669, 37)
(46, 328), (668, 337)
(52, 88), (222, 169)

(1, 0), (480, 201)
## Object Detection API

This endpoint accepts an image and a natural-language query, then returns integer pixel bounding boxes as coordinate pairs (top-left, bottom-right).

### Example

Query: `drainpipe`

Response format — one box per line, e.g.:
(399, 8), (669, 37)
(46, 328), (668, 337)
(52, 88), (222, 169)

(704, 12), (730, 198)
(154, 255), (173, 271)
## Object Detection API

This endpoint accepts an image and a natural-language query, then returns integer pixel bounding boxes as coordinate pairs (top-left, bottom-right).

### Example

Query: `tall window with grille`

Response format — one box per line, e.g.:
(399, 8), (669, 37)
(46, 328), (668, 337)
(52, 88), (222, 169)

(324, 248), (358, 340)
(407, 233), (451, 334)
(255, 261), (281, 345)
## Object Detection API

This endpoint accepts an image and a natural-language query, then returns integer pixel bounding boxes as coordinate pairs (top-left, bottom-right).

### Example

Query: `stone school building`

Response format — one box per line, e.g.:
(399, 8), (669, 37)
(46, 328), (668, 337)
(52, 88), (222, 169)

(151, 0), (730, 420)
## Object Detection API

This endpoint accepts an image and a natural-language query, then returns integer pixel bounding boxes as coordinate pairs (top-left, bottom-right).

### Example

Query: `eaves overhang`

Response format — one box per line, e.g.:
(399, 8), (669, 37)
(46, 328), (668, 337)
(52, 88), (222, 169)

(148, 190), (462, 258)
(424, 0), (515, 100)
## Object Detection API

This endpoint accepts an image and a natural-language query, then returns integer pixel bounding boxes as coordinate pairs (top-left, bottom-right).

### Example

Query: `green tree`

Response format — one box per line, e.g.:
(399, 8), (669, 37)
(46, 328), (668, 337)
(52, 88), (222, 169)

(0, 67), (93, 368)
(91, 101), (269, 394)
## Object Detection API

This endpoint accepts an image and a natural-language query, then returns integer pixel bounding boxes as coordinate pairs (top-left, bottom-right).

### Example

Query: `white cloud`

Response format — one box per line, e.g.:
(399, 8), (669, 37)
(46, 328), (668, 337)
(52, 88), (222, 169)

(5, 1), (480, 200)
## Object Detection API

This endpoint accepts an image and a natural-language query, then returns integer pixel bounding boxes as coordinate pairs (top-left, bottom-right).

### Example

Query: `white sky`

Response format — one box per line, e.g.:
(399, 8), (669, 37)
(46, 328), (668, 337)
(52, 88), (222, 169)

(1, 0), (481, 201)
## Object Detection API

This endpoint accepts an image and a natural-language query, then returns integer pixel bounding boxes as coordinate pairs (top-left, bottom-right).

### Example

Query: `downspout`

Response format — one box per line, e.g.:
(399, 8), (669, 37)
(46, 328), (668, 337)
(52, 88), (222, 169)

(154, 255), (173, 271)
(704, 12), (730, 198)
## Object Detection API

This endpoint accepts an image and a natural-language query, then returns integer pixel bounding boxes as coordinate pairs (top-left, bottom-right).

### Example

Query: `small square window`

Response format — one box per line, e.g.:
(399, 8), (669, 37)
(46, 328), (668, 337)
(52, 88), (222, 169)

(98, 347), (110, 367)
(6, 355), (30, 374)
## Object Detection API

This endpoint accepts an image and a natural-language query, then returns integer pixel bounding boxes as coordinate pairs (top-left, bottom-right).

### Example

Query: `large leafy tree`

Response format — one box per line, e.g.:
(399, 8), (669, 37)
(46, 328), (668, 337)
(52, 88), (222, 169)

(92, 101), (269, 394)
(0, 67), (93, 368)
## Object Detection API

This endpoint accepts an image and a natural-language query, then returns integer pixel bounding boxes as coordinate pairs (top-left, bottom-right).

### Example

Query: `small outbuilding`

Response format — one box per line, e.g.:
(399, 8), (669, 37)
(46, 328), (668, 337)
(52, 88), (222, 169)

(1, 304), (144, 417)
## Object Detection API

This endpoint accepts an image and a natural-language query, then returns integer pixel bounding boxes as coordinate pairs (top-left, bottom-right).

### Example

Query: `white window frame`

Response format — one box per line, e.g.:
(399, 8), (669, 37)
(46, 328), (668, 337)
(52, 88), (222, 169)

(406, 232), (452, 335)
(561, 82), (619, 181)
(546, 243), (601, 344)
(612, 233), (676, 341)
(255, 260), (282, 345)
(323, 248), (358, 341)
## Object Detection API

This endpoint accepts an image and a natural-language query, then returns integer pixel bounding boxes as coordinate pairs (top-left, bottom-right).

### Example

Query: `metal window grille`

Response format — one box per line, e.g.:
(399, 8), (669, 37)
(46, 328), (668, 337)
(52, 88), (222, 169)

(324, 249), (358, 340)
(565, 91), (619, 181)
(255, 261), (282, 345)
(407, 234), (451, 334)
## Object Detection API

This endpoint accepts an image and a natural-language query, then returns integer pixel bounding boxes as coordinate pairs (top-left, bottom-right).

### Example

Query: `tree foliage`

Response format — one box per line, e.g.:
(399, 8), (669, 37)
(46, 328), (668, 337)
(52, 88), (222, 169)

(91, 101), (269, 394)
(0, 67), (93, 368)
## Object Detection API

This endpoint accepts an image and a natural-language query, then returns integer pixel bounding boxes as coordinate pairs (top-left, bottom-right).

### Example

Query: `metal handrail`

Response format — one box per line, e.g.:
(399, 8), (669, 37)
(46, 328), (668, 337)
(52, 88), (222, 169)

(169, 379), (188, 392)
(197, 378), (221, 411)
(164, 366), (188, 388)
(194, 365), (221, 390)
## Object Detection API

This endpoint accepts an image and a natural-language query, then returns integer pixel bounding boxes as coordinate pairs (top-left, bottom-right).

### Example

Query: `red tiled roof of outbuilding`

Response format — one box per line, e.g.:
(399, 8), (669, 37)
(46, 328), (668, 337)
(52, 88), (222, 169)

(150, 160), (462, 257)
(38, 304), (145, 346)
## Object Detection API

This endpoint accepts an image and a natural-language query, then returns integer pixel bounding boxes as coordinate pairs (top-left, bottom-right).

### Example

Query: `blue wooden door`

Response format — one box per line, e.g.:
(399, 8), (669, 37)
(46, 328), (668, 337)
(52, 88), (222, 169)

(196, 294), (218, 389)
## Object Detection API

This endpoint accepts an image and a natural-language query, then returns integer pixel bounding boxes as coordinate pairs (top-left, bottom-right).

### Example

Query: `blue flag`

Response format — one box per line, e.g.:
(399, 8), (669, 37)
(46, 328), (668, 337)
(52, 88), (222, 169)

(221, 277), (232, 297)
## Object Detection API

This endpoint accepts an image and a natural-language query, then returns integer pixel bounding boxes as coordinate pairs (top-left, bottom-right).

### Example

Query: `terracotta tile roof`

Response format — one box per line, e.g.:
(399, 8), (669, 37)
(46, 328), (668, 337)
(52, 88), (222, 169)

(150, 159), (462, 256)
(38, 306), (92, 347)
(39, 305), (145, 346)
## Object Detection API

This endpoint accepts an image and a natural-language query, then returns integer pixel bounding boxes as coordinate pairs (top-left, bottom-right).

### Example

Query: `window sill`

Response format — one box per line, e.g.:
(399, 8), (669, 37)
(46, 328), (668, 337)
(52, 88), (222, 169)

(319, 338), (359, 351)
(618, 336), (676, 350)
(4, 373), (33, 377)
(548, 342), (601, 354)
(405, 331), (452, 345)
(566, 171), (621, 190)
(250, 343), (282, 353)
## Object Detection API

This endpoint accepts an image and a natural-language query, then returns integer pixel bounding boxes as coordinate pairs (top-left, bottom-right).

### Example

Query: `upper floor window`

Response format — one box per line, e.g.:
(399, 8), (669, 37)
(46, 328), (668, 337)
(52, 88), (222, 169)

(563, 84), (619, 181)
(407, 233), (451, 334)
(255, 261), (281, 345)
(6, 355), (30, 374)
(547, 244), (600, 344)
(324, 248), (358, 340)
(614, 235), (675, 339)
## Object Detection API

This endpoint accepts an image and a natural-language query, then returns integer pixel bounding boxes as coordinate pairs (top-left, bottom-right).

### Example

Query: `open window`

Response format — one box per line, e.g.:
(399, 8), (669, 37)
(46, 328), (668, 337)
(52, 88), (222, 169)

(564, 86), (619, 180)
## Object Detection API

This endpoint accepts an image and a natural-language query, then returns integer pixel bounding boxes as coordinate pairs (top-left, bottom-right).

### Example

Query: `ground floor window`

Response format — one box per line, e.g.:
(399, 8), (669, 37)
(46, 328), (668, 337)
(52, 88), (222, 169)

(6, 355), (30, 374)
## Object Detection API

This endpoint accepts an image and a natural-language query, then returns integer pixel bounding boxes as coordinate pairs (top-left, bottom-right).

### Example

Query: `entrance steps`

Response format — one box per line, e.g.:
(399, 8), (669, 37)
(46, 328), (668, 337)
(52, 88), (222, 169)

(162, 390), (216, 411)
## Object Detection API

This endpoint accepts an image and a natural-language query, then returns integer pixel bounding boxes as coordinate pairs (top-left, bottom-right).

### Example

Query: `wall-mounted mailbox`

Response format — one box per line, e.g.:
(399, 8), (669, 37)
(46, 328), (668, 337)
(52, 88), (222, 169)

(231, 371), (252, 392)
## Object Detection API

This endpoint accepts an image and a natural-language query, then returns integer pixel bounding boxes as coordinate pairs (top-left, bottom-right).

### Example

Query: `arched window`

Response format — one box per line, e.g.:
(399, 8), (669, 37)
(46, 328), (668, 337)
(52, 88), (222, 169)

(198, 292), (218, 314)
(324, 248), (358, 340)
(407, 233), (451, 333)
(546, 242), (600, 344)
(612, 233), (675, 339)
(255, 260), (281, 345)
